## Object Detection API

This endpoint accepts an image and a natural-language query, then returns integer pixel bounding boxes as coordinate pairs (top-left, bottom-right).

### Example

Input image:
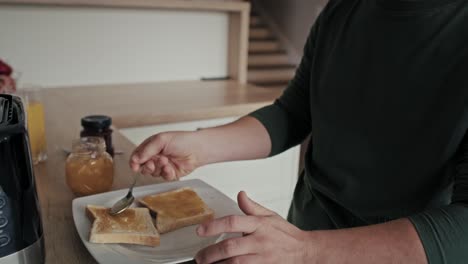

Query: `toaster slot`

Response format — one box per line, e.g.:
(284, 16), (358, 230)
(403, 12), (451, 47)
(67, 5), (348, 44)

(0, 95), (13, 126)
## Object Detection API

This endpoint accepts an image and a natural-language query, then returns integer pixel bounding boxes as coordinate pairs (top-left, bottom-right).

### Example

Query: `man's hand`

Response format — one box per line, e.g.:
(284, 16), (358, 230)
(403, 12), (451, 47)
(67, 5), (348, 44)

(195, 191), (312, 264)
(129, 116), (272, 181)
(130, 131), (203, 181)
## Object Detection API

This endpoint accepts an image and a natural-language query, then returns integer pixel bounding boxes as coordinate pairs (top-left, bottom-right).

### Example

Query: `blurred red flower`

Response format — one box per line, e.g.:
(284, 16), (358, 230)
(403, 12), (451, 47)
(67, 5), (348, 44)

(0, 59), (13, 76)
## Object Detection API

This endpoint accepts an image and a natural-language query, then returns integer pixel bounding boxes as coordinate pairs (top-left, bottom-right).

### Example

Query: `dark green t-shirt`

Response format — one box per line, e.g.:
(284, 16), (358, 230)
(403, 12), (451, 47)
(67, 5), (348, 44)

(249, 0), (468, 263)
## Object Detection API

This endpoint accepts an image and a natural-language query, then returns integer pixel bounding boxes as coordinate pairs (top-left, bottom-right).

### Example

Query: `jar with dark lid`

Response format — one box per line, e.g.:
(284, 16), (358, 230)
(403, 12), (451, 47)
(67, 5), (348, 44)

(80, 115), (114, 157)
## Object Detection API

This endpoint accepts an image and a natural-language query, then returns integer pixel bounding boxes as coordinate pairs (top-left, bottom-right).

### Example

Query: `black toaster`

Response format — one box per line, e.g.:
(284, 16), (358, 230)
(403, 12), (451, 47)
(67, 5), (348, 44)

(0, 94), (44, 263)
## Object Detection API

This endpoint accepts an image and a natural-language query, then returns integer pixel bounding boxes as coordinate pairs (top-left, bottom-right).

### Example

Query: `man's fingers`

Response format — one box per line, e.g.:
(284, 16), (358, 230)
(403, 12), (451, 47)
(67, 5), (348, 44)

(218, 254), (263, 264)
(197, 215), (259, 237)
(130, 162), (140, 172)
(130, 138), (150, 163)
(161, 165), (177, 181)
(131, 135), (165, 164)
(141, 160), (155, 176)
(141, 167), (151, 176)
(157, 156), (169, 167)
(237, 191), (275, 217)
(151, 156), (163, 177)
(195, 238), (258, 264)
(140, 156), (177, 180)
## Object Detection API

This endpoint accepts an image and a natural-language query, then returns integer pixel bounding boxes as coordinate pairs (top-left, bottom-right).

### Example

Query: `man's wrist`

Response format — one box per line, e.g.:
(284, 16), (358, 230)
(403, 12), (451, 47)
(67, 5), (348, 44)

(191, 129), (217, 166)
(301, 230), (326, 264)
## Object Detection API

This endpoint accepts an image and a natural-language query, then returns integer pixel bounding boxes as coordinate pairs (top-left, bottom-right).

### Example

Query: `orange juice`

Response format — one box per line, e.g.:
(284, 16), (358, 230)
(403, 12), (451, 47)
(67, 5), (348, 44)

(27, 101), (47, 164)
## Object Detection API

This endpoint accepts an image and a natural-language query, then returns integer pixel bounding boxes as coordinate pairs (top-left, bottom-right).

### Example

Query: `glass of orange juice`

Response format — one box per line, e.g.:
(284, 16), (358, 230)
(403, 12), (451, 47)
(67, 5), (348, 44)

(18, 86), (47, 164)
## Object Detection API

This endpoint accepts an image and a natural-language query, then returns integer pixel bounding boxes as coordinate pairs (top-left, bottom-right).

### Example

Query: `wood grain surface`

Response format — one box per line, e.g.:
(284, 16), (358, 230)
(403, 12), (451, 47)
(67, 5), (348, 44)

(34, 80), (281, 263)
(43, 80), (282, 128)
(0, 0), (249, 12)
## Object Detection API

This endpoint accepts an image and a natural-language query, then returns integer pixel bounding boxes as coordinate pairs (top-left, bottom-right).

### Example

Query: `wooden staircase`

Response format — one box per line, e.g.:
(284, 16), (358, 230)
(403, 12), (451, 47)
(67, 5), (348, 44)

(248, 11), (297, 89)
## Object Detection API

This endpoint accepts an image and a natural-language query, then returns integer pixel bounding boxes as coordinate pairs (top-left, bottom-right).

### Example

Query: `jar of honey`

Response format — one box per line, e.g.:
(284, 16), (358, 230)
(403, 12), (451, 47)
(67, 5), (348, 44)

(65, 137), (114, 196)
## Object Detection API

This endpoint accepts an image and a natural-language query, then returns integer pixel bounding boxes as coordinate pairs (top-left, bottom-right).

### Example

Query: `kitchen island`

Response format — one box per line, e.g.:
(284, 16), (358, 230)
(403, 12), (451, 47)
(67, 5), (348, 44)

(34, 80), (282, 263)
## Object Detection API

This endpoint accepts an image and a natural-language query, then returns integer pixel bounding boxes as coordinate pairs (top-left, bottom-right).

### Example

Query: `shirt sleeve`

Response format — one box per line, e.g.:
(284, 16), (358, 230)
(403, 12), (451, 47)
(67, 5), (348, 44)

(248, 21), (318, 156)
(409, 130), (468, 264)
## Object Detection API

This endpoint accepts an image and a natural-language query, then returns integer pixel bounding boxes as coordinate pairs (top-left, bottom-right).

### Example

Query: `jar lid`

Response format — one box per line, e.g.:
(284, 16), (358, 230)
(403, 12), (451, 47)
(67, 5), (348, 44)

(72, 137), (106, 154)
(81, 115), (112, 130)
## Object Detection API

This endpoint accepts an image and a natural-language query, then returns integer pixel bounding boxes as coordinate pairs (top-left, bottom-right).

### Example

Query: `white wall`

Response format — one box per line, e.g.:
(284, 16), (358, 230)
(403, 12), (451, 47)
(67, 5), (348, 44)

(0, 5), (228, 87)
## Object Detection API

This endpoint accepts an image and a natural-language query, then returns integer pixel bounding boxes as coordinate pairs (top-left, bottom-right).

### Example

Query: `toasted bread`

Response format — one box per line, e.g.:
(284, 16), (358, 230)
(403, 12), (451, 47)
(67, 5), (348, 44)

(139, 187), (214, 234)
(86, 205), (160, 247)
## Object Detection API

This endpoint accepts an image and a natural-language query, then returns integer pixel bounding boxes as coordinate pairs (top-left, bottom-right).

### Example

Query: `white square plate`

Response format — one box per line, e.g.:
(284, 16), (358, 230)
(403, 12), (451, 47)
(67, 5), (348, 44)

(72, 179), (243, 264)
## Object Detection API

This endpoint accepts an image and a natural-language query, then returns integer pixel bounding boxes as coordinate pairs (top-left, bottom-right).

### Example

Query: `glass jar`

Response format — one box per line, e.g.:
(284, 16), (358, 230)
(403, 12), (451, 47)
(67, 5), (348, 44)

(80, 115), (114, 157)
(65, 137), (114, 196)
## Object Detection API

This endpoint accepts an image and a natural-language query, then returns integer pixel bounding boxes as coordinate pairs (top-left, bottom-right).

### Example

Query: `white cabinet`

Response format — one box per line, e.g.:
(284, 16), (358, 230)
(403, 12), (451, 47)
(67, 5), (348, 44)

(0, 6), (228, 87)
(120, 117), (300, 218)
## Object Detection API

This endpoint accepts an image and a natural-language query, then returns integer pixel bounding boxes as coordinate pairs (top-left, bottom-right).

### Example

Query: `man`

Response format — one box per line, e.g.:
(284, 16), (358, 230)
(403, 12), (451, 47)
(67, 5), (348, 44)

(130, 0), (468, 263)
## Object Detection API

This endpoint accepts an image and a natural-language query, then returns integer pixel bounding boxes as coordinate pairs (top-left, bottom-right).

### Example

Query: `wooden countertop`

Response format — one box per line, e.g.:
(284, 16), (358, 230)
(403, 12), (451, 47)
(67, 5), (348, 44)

(44, 80), (281, 128)
(35, 80), (281, 263)
(0, 0), (250, 12)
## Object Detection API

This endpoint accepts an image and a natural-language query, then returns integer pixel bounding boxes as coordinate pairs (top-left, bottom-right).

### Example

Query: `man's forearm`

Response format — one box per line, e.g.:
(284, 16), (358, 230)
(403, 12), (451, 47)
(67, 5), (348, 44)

(306, 218), (427, 264)
(195, 116), (271, 166)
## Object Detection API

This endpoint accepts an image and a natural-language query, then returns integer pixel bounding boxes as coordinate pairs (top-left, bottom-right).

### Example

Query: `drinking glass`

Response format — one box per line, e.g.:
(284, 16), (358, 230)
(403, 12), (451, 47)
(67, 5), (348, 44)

(18, 86), (47, 164)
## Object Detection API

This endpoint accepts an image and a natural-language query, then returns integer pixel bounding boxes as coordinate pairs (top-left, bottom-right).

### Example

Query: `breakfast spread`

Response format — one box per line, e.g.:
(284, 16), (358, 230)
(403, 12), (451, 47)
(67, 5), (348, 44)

(139, 187), (214, 234)
(86, 187), (213, 247)
(86, 205), (160, 247)
(67, 137), (114, 197)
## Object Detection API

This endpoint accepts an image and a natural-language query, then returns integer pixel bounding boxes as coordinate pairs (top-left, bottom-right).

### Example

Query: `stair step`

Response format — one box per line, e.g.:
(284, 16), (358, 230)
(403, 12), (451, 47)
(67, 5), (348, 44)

(248, 53), (291, 66)
(248, 68), (296, 83)
(249, 64), (297, 70)
(249, 40), (282, 52)
(251, 80), (290, 88)
(250, 16), (263, 27)
(254, 83), (289, 89)
(249, 49), (287, 56)
(250, 27), (272, 39)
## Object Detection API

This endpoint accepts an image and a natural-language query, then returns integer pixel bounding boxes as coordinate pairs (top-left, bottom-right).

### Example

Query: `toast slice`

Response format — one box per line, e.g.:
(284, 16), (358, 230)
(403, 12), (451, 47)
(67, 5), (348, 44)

(139, 187), (214, 234)
(86, 205), (160, 247)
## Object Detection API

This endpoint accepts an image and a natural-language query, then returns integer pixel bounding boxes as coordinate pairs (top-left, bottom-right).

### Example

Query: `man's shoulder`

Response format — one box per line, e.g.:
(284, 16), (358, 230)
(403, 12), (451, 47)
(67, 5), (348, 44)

(312, 0), (361, 37)
(324, 0), (347, 10)
(320, 0), (361, 20)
